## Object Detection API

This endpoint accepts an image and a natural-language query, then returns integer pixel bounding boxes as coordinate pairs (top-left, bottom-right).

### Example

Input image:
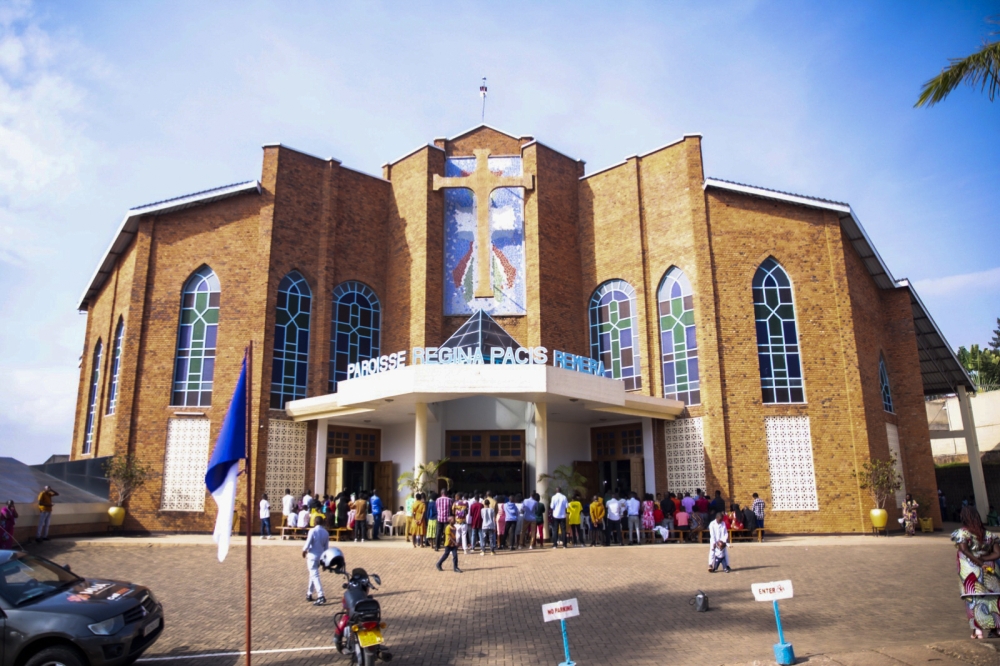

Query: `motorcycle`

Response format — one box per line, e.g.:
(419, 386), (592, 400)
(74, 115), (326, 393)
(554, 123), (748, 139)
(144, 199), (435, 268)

(321, 548), (392, 665)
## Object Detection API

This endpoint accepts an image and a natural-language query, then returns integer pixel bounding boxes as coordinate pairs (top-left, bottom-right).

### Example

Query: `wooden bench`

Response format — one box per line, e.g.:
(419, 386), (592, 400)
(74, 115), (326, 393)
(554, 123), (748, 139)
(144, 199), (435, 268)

(332, 527), (352, 542)
(280, 526), (307, 540)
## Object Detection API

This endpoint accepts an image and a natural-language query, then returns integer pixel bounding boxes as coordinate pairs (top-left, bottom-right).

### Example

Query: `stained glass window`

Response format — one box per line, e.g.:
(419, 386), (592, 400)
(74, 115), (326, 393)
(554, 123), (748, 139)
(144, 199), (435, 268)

(658, 267), (699, 405)
(270, 271), (312, 409)
(83, 340), (102, 454)
(330, 281), (380, 393)
(171, 266), (220, 407)
(753, 258), (805, 404)
(589, 280), (642, 391)
(879, 355), (894, 413)
(106, 318), (124, 415)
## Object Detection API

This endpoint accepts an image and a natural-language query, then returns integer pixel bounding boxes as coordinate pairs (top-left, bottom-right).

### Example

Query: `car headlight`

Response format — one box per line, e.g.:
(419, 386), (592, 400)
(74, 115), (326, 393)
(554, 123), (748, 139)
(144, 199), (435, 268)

(88, 615), (124, 636)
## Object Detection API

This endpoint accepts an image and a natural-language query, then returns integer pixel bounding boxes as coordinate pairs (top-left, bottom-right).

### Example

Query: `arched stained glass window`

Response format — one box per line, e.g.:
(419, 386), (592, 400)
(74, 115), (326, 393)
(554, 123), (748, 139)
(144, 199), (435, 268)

(753, 258), (805, 404)
(171, 266), (220, 407)
(83, 340), (103, 454)
(658, 267), (699, 405)
(330, 281), (381, 393)
(589, 280), (642, 391)
(879, 355), (894, 413)
(106, 318), (124, 415)
(271, 271), (312, 409)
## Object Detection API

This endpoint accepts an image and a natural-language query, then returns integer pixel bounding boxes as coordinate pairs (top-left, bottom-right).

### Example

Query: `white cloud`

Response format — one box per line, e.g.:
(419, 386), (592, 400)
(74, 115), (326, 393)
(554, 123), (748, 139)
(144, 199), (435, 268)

(0, 365), (77, 437)
(912, 266), (1000, 298)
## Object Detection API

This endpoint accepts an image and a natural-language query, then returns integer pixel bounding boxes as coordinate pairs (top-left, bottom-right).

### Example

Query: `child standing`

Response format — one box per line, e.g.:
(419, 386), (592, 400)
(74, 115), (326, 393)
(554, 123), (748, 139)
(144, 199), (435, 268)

(435, 517), (463, 573)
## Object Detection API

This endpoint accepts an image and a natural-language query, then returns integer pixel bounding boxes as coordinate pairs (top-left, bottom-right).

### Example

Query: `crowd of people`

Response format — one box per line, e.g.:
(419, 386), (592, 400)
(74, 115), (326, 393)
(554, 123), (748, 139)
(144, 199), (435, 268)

(262, 487), (386, 542)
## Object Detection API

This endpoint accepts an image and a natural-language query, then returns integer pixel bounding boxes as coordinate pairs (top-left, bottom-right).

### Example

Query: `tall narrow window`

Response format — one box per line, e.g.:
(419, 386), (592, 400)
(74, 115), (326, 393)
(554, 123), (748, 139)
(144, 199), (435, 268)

(83, 340), (103, 454)
(271, 271), (312, 409)
(589, 280), (642, 391)
(106, 318), (124, 415)
(330, 281), (381, 393)
(658, 267), (699, 405)
(171, 266), (220, 407)
(753, 258), (805, 404)
(879, 355), (894, 413)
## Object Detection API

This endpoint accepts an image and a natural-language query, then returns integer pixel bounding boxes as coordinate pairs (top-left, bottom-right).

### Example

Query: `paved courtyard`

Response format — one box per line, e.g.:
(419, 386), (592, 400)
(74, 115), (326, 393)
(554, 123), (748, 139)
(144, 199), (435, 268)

(30, 532), (1000, 665)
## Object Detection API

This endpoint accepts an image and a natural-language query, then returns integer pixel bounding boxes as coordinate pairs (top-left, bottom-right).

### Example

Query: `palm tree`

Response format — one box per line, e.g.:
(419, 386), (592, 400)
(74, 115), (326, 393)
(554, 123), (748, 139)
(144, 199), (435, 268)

(537, 464), (588, 500)
(396, 459), (452, 498)
(916, 25), (1000, 107)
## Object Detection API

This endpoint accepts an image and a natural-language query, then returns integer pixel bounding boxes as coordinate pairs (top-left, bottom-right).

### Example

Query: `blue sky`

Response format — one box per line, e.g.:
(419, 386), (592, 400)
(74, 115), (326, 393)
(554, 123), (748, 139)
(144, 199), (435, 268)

(0, 0), (997, 463)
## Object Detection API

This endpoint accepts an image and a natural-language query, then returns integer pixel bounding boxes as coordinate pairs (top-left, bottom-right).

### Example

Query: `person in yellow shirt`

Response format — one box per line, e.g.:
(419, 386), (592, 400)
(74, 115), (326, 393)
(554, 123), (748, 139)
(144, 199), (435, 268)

(435, 517), (462, 573)
(589, 496), (606, 546)
(36, 485), (59, 542)
(411, 493), (427, 548)
(567, 494), (583, 547)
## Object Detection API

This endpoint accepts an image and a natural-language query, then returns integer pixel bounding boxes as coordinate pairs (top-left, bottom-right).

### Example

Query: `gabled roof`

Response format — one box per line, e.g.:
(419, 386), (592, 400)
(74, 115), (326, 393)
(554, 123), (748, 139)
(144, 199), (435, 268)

(78, 180), (261, 310)
(440, 309), (523, 360)
(434, 124), (532, 144)
(704, 177), (973, 395)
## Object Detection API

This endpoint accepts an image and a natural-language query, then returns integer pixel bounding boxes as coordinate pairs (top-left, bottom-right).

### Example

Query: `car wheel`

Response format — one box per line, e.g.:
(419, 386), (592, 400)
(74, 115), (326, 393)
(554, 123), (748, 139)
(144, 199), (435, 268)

(24, 646), (85, 666)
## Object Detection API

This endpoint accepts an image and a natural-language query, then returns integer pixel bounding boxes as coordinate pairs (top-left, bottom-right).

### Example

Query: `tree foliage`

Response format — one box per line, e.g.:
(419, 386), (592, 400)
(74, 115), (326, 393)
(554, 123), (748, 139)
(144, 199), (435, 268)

(103, 455), (156, 508)
(397, 459), (452, 496)
(990, 317), (1000, 353)
(854, 455), (902, 510)
(916, 30), (1000, 107)
(537, 464), (588, 500)
(958, 344), (1000, 392)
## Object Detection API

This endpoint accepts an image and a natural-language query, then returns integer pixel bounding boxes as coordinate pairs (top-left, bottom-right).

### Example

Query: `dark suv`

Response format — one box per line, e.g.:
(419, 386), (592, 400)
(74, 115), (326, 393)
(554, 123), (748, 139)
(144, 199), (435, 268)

(0, 550), (164, 666)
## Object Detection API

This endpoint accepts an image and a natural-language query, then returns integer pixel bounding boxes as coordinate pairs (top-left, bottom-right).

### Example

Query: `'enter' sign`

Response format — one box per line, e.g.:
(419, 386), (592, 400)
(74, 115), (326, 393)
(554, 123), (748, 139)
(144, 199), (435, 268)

(752, 580), (794, 602)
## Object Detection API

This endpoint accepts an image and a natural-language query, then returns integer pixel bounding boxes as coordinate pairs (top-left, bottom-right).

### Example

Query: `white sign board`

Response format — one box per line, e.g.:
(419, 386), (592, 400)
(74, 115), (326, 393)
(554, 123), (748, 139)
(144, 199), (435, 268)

(751, 580), (794, 602)
(542, 598), (580, 622)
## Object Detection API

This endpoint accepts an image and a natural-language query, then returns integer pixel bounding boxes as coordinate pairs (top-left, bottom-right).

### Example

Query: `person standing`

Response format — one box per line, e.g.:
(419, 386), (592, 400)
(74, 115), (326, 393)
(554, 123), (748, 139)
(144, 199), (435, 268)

(589, 496), (605, 546)
(521, 493), (538, 549)
(550, 487), (568, 548)
(481, 495), (497, 556)
(0, 500), (17, 548)
(453, 493), (470, 554)
(35, 485), (58, 542)
(469, 493), (484, 552)
(662, 492), (676, 532)
(426, 492), (438, 547)
(352, 493), (368, 542)
(681, 492), (695, 515)
(952, 506), (1000, 639)
(336, 490), (350, 529)
(709, 490), (726, 522)
(626, 492), (642, 545)
(567, 494), (583, 547)
(370, 490), (383, 541)
(751, 493), (766, 530)
(534, 494), (546, 548)
(642, 494), (656, 534)
(902, 494), (920, 536)
(606, 493), (623, 546)
(694, 492), (710, 529)
(435, 516), (463, 573)
(302, 515), (330, 605)
(259, 493), (272, 540)
(282, 488), (295, 526)
(411, 493), (426, 548)
(404, 492), (415, 542)
(503, 495), (520, 550)
(708, 512), (731, 573)
(434, 490), (452, 551)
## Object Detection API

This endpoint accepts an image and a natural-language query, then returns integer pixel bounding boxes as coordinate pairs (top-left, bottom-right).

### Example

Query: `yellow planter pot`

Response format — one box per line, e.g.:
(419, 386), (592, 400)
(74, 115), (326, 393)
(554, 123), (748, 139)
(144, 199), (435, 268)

(108, 506), (126, 527)
(870, 508), (888, 529)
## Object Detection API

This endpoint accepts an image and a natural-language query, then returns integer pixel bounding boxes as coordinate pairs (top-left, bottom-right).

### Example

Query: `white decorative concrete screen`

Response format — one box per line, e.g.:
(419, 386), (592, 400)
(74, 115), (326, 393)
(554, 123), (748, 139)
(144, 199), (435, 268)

(764, 416), (819, 511)
(664, 417), (706, 496)
(265, 419), (308, 503)
(161, 417), (211, 511)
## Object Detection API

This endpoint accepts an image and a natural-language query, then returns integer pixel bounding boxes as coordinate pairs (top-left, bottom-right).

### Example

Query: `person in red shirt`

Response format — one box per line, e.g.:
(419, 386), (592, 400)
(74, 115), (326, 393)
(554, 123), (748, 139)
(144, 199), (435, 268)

(468, 494), (484, 553)
(694, 493), (710, 527)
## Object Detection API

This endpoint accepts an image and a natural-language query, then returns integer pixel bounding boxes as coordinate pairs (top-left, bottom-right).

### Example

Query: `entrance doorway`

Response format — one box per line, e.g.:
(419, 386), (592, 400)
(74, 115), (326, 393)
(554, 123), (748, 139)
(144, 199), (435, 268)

(590, 423), (645, 497)
(325, 425), (393, 508)
(444, 430), (526, 497)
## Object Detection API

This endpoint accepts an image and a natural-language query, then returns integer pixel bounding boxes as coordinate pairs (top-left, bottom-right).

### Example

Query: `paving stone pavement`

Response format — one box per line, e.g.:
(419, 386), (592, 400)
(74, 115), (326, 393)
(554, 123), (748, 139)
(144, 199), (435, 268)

(28, 533), (1000, 665)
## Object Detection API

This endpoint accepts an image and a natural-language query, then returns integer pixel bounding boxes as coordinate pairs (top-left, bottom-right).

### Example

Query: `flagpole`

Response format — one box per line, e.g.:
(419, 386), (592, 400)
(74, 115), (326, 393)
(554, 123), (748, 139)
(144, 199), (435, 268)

(245, 341), (253, 666)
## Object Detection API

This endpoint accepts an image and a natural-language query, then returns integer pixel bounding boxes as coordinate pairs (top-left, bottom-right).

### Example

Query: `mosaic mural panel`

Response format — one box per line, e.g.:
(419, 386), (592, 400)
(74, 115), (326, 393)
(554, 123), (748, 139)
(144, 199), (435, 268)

(161, 417), (210, 512)
(664, 417), (706, 496)
(443, 156), (527, 315)
(265, 419), (308, 502)
(764, 416), (819, 511)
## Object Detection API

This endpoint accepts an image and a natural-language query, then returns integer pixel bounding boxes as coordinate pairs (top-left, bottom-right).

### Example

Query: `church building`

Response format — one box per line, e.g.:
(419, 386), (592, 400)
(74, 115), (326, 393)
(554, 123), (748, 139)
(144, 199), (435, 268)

(71, 125), (971, 534)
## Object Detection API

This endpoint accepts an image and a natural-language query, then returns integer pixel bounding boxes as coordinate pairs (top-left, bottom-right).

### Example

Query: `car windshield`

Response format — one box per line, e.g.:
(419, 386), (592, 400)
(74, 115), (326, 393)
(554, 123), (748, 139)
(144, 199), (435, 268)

(0, 554), (81, 606)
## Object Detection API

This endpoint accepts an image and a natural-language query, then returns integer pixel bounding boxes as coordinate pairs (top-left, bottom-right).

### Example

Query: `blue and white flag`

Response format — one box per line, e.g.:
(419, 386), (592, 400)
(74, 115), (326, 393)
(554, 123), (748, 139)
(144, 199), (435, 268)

(205, 358), (247, 562)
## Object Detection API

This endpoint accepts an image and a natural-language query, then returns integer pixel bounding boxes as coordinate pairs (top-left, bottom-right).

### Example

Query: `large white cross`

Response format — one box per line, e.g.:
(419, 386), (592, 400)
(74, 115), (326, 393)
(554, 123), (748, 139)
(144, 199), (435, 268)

(433, 148), (534, 299)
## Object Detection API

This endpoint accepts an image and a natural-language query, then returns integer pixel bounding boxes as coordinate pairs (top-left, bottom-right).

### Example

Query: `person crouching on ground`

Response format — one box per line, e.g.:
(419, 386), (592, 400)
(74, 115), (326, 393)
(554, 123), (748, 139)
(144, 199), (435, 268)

(708, 512), (731, 573)
(436, 516), (463, 573)
(302, 514), (330, 605)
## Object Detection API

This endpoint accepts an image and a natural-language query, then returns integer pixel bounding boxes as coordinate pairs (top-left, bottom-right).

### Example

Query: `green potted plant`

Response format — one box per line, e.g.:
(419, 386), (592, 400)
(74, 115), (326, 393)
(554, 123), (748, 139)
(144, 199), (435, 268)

(537, 464), (588, 502)
(854, 455), (901, 532)
(103, 454), (155, 527)
(397, 459), (452, 498)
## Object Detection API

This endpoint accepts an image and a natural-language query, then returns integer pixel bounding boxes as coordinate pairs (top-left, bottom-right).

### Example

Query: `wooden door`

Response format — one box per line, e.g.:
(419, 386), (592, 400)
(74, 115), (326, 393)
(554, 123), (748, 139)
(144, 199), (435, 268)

(326, 457), (343, 496)
(375, 461), (394, 516)
(630, 458), (645, 497)
(573, 460), (599, 500)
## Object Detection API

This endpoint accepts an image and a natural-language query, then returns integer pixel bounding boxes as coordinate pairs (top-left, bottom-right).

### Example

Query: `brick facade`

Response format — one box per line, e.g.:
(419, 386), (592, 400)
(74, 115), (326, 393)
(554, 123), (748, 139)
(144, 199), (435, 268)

(73, 126), (941, 533)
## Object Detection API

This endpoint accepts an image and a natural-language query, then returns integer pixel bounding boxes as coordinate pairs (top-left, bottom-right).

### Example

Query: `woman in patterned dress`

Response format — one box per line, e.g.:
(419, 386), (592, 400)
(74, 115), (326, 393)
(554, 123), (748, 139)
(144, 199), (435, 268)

(953, 506), (1000, 639)
(641, 494), (656, 532)
(902, 494), (919, 536)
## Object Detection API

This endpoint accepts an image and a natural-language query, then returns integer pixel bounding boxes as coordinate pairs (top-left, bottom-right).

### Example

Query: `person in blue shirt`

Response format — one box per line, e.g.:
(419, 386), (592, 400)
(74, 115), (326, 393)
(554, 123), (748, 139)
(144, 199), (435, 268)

(370, 490), (383, 540)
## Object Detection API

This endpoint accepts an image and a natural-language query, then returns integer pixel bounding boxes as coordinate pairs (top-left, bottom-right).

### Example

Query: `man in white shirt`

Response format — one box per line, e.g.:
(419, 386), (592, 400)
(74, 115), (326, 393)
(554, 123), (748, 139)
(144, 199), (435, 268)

(259, 493), (272, 540)
(297, 507), (310, 529)
(282, 488), (295, 523)
(549, 487), (568, 549)
(605, 493), (624, 546)
(287, 511), (298, 528)
(302, 491), (313, 509)
(708, 512), (731, 573)
(626, 492), (642, 545)
(302, 518), (330, 605)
